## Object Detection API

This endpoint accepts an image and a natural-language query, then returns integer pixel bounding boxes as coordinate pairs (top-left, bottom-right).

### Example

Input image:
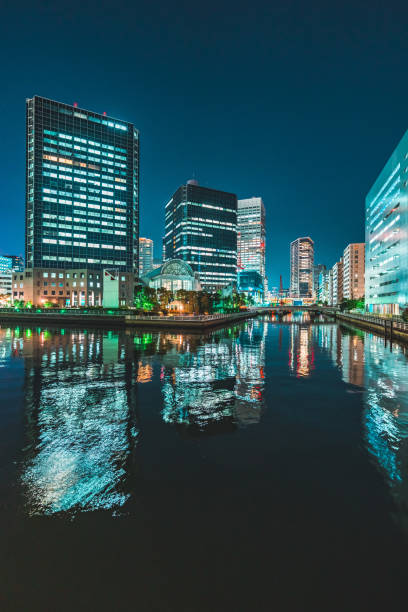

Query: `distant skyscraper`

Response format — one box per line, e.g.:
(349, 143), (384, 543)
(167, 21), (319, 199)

(139, 237), (153, 276)
(3, 255), (24, 271)
(0, 256), (13, 296)
(164, 180), (237, 291)
(365, 130), (407, 314)
(313, 264), (326, 298)
(290, 237), (314, 298)
(332, 259), (343, 306)
(26, 96), (139, 272)
(343, 243), (365, 300)
(318, 269), (330, 303)
(237, 197), (266, 283)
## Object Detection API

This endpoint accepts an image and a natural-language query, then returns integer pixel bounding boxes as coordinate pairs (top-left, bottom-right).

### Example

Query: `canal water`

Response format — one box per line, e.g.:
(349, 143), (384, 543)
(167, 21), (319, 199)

(1, 315), (408, 611)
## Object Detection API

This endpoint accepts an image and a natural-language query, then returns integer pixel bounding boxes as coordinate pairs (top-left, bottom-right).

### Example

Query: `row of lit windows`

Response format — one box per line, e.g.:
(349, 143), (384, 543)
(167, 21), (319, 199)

(52, 107), (129, 131)
(42, 197), (127, 214)
(43, 161), (127, 179)
(43, 136), (127, 161)
(43, 238), (126, 249)
(42, 213), (126, 223)
(43, 146), (128, 168)
(42, 255), (127, 266)
(44, 129), (127, 152)
(175, 245), (236, 255)
(367, 164), (400, 211)
(42, 179), (126, 192)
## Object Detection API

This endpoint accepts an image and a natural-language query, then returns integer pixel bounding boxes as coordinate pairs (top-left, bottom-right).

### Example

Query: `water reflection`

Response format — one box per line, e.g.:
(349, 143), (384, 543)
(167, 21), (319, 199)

(289, 325), (314, 378)
(2, 317), (408, 525)
(160, 323), (266, 431)
(15, 330), (139, 516)
(315, 322), (408, 531)
(0, 321), (267, 516)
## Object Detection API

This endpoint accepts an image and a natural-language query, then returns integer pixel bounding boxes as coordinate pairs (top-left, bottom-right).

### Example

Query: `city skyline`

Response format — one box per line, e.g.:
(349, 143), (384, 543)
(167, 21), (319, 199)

(3, 2), (407, 286)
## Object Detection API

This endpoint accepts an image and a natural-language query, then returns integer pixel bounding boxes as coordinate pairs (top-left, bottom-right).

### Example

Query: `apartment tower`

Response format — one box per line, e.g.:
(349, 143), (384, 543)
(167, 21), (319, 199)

(290, 237), (314, 298)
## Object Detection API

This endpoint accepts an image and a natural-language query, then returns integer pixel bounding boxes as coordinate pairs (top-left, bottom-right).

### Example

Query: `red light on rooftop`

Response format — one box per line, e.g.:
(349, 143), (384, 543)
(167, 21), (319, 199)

(103, 112), (107, 116)
(73, 102), (78, 108)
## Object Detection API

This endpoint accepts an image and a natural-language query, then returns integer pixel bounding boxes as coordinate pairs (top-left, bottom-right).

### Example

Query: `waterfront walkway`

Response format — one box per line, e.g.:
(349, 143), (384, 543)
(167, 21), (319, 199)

(0, 308), (256, 331)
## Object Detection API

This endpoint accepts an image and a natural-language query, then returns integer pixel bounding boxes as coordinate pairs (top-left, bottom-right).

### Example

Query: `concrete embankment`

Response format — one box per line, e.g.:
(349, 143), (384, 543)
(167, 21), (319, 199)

(334, 312), (408, 343)
(125, 311), (257, 330)
(0, 310), (257, 331)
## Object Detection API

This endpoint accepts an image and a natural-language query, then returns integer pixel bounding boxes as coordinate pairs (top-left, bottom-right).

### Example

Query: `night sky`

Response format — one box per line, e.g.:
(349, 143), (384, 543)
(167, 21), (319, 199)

(1, 0), (408, 287)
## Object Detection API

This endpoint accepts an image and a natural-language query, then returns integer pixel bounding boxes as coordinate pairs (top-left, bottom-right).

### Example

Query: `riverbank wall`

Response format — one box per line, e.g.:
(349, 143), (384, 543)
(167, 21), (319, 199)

(331, 311), (408, 343)
(0, 310), (257, 331)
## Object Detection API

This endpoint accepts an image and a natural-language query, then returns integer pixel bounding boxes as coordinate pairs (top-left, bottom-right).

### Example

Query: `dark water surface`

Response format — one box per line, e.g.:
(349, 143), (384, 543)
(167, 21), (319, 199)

(1, 315), (408, 611)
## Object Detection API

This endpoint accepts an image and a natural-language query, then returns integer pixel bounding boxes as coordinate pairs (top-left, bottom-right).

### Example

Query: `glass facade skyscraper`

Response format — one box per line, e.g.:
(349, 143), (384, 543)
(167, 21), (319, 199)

(237, 197), (266, 283)
(26, 96), (139, 272)
(164, 180), (237, 291)
(290, 237), (314, 298)
(139, 237), (154, 276)
(313, 263), (326, 298)
(365, 130), (408, 314)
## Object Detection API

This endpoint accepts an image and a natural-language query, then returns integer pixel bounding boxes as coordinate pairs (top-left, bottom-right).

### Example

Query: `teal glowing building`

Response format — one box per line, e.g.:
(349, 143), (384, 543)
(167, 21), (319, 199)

(365, 130), (408, 314)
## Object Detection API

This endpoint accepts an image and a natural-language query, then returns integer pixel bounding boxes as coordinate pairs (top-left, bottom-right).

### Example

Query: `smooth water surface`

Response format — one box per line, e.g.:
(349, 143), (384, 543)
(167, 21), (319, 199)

(1, 316), (408, 611)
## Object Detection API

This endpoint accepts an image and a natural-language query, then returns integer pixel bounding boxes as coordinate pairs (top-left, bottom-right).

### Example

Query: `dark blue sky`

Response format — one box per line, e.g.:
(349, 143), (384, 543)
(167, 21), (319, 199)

(1, 0), (408, 287)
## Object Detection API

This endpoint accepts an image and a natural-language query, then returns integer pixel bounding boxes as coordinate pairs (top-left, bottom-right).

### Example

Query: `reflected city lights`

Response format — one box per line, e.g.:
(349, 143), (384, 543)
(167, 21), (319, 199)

(1, 317), (408, 526)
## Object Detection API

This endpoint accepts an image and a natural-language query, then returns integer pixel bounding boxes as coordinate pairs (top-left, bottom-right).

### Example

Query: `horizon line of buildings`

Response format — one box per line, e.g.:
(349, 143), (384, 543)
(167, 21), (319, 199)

(287, 237), (365, 307)
(3, 94), (408, 314)
(0, 95), (268, 308)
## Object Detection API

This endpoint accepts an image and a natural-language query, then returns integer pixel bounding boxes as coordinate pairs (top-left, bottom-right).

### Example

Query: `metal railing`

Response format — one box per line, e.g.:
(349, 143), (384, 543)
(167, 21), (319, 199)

(337, 311), (408, 333)
(0, 309), (251, 322)
(126, 313), (248, 322)
(0, 308), (125, 316)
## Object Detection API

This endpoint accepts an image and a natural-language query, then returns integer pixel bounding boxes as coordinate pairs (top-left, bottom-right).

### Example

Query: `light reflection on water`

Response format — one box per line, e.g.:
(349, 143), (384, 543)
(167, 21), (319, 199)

(1, 317), (408, 525)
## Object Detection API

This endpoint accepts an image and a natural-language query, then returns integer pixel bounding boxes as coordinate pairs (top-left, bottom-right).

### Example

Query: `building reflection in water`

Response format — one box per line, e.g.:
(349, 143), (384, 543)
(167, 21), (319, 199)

(287, 313), (315, 378)
(0, 321), (267, 516)
(159, 320), (267, 432)
(0, 327), (140, 517)
(315, 322), (408, 531)
(4, 318), (408, 524)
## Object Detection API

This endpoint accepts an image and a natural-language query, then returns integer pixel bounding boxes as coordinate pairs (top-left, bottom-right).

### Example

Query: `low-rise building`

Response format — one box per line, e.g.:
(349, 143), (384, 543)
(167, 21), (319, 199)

(0, 256), (13, 299)
(102, 269), (134, 307)
(141, 259), (201, 292)
(13, 268), (103, 306)
(11, 268), (135, 307)
(237, 270), (264, 304)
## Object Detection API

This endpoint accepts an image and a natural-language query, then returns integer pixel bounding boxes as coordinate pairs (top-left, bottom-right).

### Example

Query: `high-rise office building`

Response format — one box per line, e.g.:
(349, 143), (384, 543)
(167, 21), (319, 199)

(343, 243), (365, 300)
(332, 259), (343, 306)
(26, 96), (139, 273)
(365, 130), (407, 314)
(290, 237), (314, 298)
(237, 197), (266, 283)
(313, 264), (326, 299)
(139, 237), (153, 276)
(164, 180), (237, 291)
